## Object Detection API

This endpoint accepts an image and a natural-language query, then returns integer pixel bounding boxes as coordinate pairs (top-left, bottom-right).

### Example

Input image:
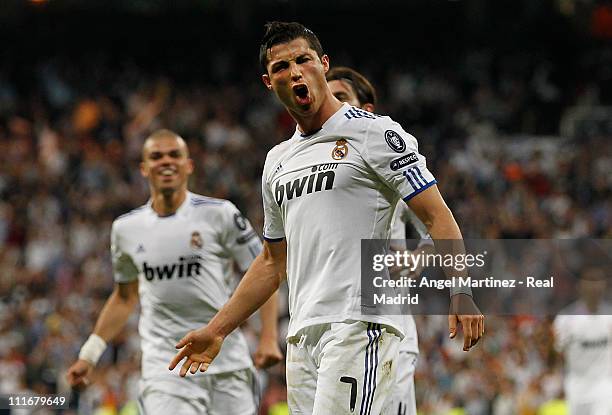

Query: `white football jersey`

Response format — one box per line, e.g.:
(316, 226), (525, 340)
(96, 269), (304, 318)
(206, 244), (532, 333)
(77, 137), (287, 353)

(389, 202), (434, 355)
(553, 303), (612, 405)
(111, 192), (262, 378)
(262, 103), (436, 338)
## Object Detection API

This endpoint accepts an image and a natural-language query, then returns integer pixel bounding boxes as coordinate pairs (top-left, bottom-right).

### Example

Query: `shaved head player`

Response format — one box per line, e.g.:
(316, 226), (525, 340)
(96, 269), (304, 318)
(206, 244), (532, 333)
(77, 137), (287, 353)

(67, 130), (282, 414)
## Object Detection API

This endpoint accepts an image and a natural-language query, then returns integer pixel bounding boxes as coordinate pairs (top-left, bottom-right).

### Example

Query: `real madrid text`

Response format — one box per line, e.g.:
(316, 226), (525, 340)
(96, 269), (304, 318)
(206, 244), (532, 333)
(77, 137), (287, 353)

(373, 276), (555, 290)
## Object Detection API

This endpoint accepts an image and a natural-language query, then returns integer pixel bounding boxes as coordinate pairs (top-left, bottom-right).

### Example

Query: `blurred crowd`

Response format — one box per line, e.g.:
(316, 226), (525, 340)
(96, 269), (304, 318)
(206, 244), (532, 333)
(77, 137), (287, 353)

(0, 42), (610, 415)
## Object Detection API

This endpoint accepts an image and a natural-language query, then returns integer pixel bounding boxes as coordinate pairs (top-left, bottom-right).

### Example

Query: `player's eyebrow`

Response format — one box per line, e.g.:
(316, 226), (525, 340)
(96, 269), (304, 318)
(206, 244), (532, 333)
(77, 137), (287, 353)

(148, 149), (182, 159)
(295, 53), (312, 62)
(270, 51), (315, 73)
(270, 61), (289, 73)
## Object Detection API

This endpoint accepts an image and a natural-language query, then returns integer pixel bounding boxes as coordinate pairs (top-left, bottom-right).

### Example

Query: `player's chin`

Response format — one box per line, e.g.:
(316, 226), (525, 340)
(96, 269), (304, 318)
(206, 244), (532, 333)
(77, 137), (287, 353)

(157, 183), (179, 195)
(292, 100), (315, 115)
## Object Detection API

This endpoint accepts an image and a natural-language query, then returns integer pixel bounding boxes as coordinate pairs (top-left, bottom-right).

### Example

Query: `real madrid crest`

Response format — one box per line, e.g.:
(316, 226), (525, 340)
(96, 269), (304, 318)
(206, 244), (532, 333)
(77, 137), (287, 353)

(332, 138), (348, 160)
(190, 231), (203, 250)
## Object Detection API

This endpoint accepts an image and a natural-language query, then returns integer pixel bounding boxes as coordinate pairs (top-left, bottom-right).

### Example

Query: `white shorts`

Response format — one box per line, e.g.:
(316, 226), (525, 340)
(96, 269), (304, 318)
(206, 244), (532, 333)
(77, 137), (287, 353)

(138, 368), (259, 415)
(286, 321), (401, 415)
(392, 351), (418, 415)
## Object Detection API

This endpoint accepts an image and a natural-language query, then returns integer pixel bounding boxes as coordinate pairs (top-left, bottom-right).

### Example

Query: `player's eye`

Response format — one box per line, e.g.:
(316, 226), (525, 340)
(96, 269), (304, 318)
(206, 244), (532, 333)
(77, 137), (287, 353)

(334, 93), (349, 102)
(271, 62), (288, 73)
(169, 150), (181, 158)
(296, 55), (311, 64)
(149, 152), (162, 160)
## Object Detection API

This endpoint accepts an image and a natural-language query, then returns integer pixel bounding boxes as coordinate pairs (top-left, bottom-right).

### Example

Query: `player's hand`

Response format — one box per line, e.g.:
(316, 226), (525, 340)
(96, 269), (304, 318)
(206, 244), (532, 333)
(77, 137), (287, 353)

(254, 336), (283, 369)
(388, 249), (409, 280)
(169, 327), (224, 376)
(406, 248), (426, 277)
(448, 294), (485, 352)
(66, 359), (94, 390)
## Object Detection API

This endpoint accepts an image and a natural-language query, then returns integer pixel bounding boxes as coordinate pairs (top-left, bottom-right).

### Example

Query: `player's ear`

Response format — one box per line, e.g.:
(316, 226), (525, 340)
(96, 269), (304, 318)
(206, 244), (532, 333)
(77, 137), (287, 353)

(321, 55), (329, 73)
(186, 158), (194, 175)
(262, 74), (273, 91)
(363, 103), (375, 113)
(140, 161), (149, 178)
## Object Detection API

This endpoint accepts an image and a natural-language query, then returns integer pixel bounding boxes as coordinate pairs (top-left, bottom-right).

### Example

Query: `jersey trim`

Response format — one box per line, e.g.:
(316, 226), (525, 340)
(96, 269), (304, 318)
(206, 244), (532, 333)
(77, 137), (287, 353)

(116, 204), (147, 220)
(191, 196), (224, 206)
(402, 179), (437, 202)
(361, 323), (382, 415)
(344, 107), (378, 120)
(300, 127), (322, 138)
(263, 236), (285, 243)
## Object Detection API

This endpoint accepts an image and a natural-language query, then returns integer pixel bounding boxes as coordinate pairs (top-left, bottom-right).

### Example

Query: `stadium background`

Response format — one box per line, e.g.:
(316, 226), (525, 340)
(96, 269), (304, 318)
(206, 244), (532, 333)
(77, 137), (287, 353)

(0, 0), (610, 414)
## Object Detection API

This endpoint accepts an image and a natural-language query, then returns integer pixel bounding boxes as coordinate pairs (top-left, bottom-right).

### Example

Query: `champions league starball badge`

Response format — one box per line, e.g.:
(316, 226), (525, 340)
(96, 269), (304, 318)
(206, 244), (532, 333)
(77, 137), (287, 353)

(234, 213), (247, 231)
(384, 130), (406, 153)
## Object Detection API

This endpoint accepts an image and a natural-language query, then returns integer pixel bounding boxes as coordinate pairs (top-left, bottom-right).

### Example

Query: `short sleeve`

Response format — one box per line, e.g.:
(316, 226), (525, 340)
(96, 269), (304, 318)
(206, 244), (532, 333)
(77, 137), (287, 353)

(111, 221), (139, 283)
(262, 154), (286, 241)
(362, 118), (437, 202)
(552, 315), (571, 352)
(221, 202), (263, 272)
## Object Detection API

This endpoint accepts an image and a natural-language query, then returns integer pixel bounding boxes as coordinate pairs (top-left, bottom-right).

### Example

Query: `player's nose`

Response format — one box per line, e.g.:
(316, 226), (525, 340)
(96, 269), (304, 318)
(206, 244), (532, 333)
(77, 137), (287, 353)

(289, 62), (302, 81)
(159, 154), (175, 164)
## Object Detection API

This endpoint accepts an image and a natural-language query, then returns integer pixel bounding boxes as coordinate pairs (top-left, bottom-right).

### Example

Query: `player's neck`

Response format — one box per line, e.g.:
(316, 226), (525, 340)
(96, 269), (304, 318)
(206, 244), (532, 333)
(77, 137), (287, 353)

(150, 189), (187, 217)
(293, 94), (342, 136)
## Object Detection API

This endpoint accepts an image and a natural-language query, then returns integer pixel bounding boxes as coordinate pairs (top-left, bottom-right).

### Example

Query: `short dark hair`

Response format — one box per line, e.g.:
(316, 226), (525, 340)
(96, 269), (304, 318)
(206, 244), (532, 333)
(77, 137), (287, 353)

(326, 66), (377, 107)
(259, 21), (324, 73)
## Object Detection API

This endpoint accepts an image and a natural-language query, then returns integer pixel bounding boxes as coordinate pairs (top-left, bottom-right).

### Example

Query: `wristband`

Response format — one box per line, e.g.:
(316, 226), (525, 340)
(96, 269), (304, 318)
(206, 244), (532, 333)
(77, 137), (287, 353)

(450, 281), (473, 297)
(78, 334), (107, 366)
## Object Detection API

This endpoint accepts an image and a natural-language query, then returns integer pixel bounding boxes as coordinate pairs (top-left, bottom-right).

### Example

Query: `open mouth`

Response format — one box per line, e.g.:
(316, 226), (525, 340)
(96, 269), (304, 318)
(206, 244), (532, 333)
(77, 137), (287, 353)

(158, 168), (177, 178)
(292, 84), (311, 105)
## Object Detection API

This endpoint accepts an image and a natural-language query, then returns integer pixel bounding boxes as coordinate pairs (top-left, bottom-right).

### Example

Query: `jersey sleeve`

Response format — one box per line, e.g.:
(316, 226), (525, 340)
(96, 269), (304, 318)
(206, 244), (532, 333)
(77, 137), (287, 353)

(261, 152), (286, 241)
(552, 315), (571, 352)
(220, 201), (263, 272)
(110, 221), (139, 283)
(362, 117), (437, 202)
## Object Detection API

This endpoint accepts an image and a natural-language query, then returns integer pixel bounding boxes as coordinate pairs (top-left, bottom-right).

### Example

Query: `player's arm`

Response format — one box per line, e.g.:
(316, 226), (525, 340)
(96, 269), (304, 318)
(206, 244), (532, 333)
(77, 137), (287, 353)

(92, 280), (140, 341)
(169, 239), (286, 376)
(406, 184), (461, 240)
(362, 118), (484, 350)
(66, 280), (139, 388)
(389, 203), (435, 278)
(223, 203), (283, 369)
(254, 291), (283, 369)
(406, 185), (484, 351)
